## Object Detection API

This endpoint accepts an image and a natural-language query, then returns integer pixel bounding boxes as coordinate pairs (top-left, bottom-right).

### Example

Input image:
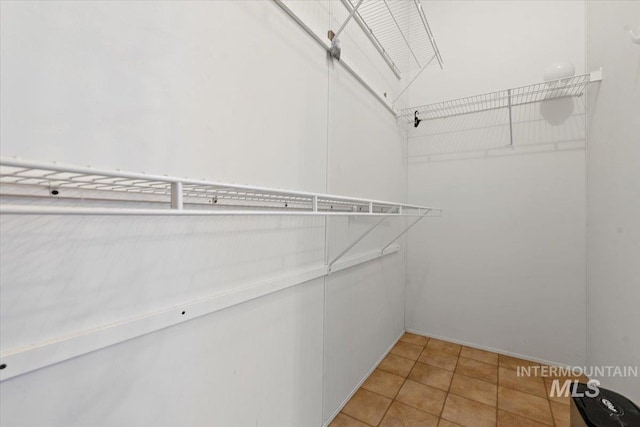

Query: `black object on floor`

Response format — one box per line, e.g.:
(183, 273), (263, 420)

(570, 382), (640, 427)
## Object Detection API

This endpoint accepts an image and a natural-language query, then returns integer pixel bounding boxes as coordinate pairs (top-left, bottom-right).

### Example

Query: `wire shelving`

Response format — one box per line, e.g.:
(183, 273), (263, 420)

(0, 158), (439, 218)
(404, 69), (602, 124)
(338, 0), (443, 78)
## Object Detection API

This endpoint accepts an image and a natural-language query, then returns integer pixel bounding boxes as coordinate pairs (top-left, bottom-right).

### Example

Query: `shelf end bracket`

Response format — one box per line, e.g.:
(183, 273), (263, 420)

(380, 209), (432, 255)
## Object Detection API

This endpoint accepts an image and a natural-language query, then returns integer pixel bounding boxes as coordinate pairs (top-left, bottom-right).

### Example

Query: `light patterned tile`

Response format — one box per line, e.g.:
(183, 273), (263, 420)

(426, 338), (462, 356)
(550, 400), (570, 427)
(409, 362), (454, 391)
(499, 367), (546, 397)
(391, 341), (425, 361)
(441, 394), (496, 427)
(418, 348), (459, 371)
(342, 389), (392, 426)
(499, 355), (540, 371)
(396, 380), (447, 416)
(497, 410), (550, 427)
(400, 332), (429, 347)
(460, 346), (499, 365)
(498, 386), (553, 425)
(456, 357), (498, 384)
(379, 401), (439, 427)
(362, 369), (405, 399)
(330, 413), (371, 427)
(379, 353), (416, 377)
(450, 373), (497, 407)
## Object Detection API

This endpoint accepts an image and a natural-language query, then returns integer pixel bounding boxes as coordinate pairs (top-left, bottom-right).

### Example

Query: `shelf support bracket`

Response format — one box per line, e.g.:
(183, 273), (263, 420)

(334, 0), (365, 40)
(589, 67), (603, 82)
(339, 0), (402, 79)
(171, 182), (183, 210)
(380, 209), (431, 255)
(327, 207), (395, 271)
(392, 54), (437, 107)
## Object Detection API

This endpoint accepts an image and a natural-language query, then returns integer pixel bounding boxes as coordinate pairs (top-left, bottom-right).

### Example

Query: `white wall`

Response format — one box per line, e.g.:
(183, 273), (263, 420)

(407, 1), (586, 106)
(404, 1), (589, 366)
(0, 0), (330, 191)
(586, 1), (640, 403)
(322, 64), (408, 421)
(0, 1), (408, 426)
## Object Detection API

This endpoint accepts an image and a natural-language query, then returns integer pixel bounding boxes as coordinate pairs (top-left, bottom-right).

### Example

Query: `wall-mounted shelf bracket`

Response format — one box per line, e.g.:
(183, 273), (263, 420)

(590, 67), (603, 82)
(329, 0), (365, 60)
(327, 208), (394, 271)
(380, 209), (431, 255)
(333, 0), (364, 41)
(326, 206), (434, 272)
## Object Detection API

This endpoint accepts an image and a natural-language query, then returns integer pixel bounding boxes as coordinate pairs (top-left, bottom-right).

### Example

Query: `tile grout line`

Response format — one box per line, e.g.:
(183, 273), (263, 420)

(439, 347), (462, 424)
(496, 362), (500, 426)
(550, 397), (556, 427)
(375, 337), (427, 425)
(496, 357), (558, 426)
(338, 334), (564, 427)
(344, 336), (429, 426)
(384, 337), (462, 424)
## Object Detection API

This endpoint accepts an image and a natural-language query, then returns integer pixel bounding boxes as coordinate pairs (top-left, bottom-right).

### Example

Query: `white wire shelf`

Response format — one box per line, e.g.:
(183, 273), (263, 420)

(339, 0), (443, 78)
(0, 158), (441, 218)
(403, 69), (602, 123)
(0, 156), (440, 329)
(0, 157), (441, 381)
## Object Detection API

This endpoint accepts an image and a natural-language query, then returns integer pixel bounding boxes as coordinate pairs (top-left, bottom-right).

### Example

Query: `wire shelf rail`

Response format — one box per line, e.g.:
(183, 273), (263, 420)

(0, 157), (441, 218)
(403, 69), (602, 123)
(339, 0), (443, 78)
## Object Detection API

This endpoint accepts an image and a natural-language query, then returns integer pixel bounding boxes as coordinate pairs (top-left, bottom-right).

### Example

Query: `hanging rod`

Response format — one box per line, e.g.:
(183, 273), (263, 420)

(0, 157), (442, 218)
(403, 69), (603, 123)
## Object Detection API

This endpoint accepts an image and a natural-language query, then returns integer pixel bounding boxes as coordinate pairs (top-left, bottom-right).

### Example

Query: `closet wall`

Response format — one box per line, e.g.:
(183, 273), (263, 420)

(586, 0), (640, 403)
(404, 1), (589, 366)
(0, 2), (408, 426)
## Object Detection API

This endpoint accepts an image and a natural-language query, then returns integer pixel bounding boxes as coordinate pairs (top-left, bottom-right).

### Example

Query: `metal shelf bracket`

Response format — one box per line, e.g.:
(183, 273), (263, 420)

(327, 208), (394, 271)
(326, 207), (434, 272)
(380, 209), (430, 254)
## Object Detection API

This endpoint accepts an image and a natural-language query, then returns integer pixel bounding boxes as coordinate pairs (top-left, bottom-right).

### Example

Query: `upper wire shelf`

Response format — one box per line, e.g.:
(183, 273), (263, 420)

(340, 0), (443, 78)
(403, 69), (602, 123)
(0, 158), (441, 217)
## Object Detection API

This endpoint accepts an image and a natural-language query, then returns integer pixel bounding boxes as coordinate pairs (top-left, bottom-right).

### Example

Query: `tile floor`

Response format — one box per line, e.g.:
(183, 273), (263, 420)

(330, 332), (587, 427)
